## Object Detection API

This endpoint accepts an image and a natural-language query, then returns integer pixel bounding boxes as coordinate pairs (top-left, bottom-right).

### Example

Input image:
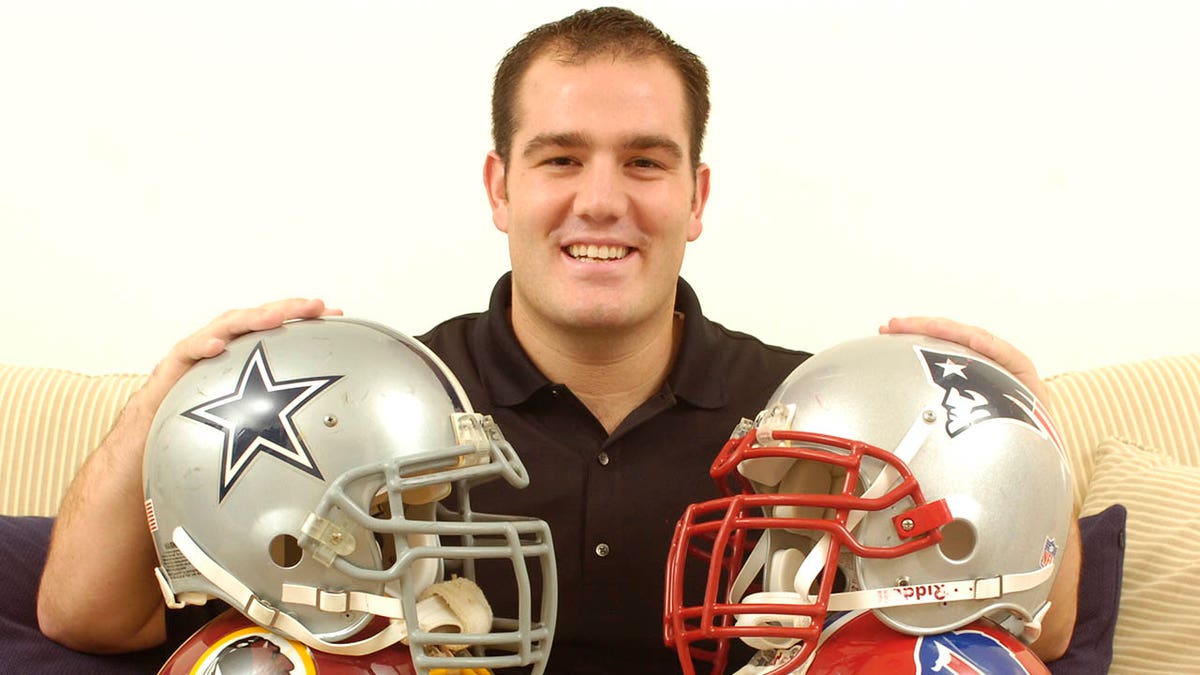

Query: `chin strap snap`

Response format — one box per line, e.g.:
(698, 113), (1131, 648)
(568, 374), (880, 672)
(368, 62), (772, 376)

(1017, 599), (1052, 644)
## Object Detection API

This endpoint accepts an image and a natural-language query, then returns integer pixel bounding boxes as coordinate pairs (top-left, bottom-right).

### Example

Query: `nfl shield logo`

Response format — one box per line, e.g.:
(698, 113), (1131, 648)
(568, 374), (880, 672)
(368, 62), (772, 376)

(1041, 538), (1059, 568)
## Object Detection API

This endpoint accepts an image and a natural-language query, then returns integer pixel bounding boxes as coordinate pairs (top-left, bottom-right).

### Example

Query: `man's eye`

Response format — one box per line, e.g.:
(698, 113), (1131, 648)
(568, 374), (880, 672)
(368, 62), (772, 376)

(544, 156), (576, 167)
(630, 158), (663, 169)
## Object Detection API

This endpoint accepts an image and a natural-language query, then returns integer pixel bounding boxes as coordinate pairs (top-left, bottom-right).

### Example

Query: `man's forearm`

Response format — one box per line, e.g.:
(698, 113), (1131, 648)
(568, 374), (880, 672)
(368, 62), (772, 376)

(1031, 516), (1082, 662)
(37, 389), (167, 653)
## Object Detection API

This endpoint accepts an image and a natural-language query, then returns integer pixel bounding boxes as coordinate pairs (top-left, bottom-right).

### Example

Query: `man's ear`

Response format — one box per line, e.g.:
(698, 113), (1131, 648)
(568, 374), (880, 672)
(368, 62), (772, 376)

(687, 162), (711, 242)
(483, 150), (509, 233)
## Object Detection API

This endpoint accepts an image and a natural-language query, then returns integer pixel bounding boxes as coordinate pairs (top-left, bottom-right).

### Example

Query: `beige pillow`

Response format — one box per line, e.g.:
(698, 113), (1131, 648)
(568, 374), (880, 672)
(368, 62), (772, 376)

(1081, 436), (1200, 674)
(0, 364), (147, 516)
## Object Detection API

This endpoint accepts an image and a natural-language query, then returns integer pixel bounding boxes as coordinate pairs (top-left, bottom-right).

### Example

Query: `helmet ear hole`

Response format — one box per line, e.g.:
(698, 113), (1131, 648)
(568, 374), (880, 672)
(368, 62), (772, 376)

(938, 519), (977, 562)
(269, 534), (304, 568)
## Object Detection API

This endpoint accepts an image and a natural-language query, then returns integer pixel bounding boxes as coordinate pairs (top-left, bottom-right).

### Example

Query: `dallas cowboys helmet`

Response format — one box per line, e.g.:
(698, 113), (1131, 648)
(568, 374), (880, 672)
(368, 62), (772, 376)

(143, 317), (556, 673)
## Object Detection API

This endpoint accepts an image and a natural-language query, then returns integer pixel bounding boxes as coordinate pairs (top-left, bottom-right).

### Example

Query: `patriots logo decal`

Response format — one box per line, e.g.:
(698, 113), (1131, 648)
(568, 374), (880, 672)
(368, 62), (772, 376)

(183, 342), (341, 501)
(917, 347), (1062, 450)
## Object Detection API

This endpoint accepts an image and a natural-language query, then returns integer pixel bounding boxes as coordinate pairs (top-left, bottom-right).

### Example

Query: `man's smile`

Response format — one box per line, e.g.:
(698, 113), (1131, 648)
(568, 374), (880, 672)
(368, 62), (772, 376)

(565, 244), (632, 262)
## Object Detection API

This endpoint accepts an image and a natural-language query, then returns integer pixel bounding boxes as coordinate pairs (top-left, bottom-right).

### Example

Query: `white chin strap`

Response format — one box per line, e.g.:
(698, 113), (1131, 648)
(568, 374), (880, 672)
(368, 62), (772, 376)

(741, 558), (1056, 614)
(159, 526), (492, 656)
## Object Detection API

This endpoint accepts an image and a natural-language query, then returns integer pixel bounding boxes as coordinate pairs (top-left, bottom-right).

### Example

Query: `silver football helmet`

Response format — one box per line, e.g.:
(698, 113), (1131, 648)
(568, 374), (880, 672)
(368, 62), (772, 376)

(144, 317), (556, 673)
(665, 334), (1072, 674)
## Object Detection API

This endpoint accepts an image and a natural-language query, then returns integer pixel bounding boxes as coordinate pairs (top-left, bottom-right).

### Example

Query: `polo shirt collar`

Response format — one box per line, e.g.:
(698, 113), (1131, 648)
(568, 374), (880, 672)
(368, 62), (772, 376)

(471, 272), (728, 409)
(667, 277), (728, 409)
(471, 273), (548, 407)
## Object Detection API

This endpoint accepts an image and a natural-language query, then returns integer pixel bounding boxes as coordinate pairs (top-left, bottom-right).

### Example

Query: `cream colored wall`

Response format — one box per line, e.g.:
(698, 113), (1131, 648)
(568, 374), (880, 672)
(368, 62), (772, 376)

(3, 1), (1197, 377)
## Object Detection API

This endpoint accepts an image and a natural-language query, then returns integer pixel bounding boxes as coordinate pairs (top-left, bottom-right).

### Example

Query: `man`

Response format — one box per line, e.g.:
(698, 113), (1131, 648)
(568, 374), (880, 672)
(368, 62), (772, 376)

(37, 7), (1078, 672)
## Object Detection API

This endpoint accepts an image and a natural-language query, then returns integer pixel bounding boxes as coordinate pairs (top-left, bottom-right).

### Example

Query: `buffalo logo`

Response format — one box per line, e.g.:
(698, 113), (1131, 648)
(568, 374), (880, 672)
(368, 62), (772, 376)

(917, 347), (1062, 450)
(183, 342), (340, 501)
(915, 631), (1031, 674)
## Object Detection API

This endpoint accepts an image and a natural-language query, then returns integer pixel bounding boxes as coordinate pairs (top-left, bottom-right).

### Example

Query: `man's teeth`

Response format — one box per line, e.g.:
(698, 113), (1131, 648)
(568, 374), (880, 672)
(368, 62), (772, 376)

(567, 244), (630, 261)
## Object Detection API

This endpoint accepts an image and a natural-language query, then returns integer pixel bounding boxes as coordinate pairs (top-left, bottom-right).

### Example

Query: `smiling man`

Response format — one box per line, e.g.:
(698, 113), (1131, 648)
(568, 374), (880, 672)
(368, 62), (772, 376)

(484, 47), (710, 434)
(37, 7), (1078, 674)
(425, 8), (1078, 670)
(416, 23), (804, 668)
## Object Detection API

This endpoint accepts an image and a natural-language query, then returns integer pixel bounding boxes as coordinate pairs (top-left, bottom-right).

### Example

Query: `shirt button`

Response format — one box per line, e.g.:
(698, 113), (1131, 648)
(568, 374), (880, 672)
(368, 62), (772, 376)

(596, 451), (610, 466)
(595, 542), (611, 558)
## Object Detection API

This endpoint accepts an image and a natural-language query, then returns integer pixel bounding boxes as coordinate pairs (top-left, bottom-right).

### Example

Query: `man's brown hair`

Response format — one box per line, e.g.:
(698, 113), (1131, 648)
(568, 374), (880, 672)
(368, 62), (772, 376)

(491, 7), (710, 169)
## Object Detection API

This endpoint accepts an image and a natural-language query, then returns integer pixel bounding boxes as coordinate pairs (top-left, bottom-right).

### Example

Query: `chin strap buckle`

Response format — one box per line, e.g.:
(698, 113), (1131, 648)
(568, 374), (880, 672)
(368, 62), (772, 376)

(242, 595), (282, 629)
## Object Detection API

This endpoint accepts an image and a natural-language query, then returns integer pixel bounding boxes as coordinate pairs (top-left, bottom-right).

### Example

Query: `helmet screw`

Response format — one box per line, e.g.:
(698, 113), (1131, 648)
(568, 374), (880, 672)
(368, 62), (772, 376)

(922, 409), (937, 424)
(900, 518), (915, 531)
(323, 415), (338, 428)
(896, 576), (911, 587)
(329, 532), (343, 544)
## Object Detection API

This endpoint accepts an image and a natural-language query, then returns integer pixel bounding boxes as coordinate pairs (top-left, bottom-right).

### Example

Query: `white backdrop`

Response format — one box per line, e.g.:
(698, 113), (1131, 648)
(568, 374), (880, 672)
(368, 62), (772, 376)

(3, 1), (1197, 377)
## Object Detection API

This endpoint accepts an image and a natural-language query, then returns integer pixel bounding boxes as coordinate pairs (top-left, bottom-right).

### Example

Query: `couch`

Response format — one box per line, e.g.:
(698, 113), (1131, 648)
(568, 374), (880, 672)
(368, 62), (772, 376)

(3, 352), (1199, 673)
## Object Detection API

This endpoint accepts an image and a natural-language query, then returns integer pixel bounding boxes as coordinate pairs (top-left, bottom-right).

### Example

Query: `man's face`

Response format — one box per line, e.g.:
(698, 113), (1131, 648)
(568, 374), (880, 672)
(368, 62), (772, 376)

(485, 54), (710, 335)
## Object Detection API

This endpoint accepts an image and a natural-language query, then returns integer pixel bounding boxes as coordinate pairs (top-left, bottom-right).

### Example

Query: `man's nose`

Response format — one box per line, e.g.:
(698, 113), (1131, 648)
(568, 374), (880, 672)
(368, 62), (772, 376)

(573, 162), (628, 223)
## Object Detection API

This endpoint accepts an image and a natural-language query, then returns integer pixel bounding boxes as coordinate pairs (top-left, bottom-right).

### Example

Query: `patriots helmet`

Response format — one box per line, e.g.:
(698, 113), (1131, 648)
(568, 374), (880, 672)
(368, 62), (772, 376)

(664, 334), (1072, 674)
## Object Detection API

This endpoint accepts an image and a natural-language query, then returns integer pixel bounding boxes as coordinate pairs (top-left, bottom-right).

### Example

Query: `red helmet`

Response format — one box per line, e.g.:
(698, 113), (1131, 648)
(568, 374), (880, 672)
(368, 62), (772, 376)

(746, 611), (1049, 674)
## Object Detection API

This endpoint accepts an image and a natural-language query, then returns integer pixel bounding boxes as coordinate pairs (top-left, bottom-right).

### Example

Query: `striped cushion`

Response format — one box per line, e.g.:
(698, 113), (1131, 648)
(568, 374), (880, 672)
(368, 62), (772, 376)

(1045, 353), (1200, 510)
(0, 365), (147, 516)
(1081, 437), (1200, 675)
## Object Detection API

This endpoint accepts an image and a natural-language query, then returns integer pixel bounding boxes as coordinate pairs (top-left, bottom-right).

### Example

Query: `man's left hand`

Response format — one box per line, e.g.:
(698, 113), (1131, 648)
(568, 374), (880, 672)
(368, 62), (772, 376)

(880, 316), (1048, 406)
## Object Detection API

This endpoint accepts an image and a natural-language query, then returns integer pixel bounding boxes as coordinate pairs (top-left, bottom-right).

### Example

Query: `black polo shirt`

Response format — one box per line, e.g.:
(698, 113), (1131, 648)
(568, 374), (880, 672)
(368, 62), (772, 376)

(418, 273), (809, 674)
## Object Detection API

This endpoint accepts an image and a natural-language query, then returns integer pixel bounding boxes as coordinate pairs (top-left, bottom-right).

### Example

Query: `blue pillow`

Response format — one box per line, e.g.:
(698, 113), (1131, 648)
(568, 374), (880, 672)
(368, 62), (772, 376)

(0, 515), (170, 674)
(1, 507), (1127, 673)
(1048, 504), (1127, 675)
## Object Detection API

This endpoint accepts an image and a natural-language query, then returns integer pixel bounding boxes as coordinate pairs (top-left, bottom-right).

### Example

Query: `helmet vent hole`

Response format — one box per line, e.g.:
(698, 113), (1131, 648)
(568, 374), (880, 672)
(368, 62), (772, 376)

(269, 534), (304, 568)
(938, 519), (976, 562)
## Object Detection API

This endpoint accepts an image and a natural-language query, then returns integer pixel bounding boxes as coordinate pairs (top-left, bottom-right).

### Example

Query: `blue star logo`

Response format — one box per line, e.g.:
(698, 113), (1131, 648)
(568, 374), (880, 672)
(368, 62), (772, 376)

(183, 342), (341, 501)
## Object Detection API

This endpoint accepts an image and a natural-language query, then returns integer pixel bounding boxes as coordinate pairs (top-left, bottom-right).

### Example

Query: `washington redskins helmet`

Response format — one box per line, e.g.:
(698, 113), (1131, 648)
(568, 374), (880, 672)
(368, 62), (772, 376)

(158, 608), (496, 675)
(144, 318), (556, 673)
(664, 334), (1072, 674)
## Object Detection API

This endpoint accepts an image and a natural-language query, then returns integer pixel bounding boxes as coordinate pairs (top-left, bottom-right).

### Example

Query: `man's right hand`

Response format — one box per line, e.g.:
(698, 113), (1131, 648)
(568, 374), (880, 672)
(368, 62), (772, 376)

(142, 299), (343, 407)
(36, 298), (340, 654)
